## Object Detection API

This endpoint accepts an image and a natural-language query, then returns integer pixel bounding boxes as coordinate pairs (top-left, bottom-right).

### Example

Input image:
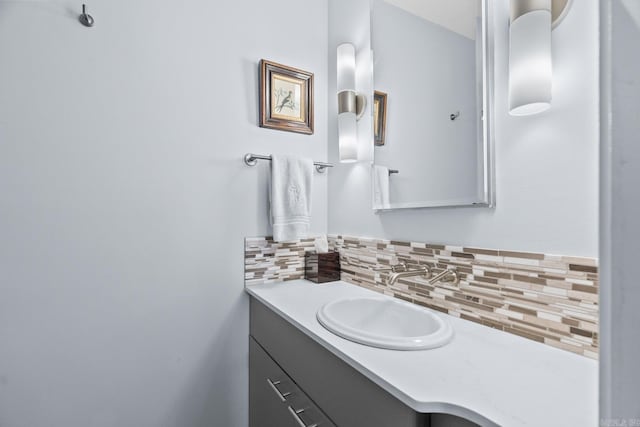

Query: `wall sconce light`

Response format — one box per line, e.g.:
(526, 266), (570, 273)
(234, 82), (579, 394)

(337, 43), (366, 163)
(508, 0), (572, 116)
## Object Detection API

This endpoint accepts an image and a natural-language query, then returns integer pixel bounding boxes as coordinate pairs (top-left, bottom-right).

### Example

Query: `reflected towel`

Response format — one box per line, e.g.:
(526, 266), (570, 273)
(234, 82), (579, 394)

(373, 165), (390, 208)
(270, 155), (314, 242)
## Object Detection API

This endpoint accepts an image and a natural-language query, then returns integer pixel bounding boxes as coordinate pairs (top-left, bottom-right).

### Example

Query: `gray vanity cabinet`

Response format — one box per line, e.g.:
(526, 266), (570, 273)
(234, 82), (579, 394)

(249, 297), (481, 427)
(250, 297), (428, 427)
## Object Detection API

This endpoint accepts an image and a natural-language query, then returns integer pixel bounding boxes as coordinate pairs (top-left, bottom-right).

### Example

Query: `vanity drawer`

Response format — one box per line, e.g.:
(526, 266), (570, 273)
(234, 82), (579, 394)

(250, 337), (336, 427)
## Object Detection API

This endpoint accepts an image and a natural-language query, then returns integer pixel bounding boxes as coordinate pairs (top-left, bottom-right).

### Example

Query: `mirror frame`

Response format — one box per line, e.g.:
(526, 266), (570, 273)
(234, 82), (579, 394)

(371, 0), (496, 211)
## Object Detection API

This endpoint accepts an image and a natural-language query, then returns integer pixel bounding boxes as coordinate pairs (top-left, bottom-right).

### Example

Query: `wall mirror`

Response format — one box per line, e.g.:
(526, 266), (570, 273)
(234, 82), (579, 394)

(371, 0), (495, 210)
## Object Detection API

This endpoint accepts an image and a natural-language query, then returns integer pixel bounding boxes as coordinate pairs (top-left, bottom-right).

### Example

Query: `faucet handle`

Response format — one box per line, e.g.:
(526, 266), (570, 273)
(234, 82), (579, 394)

(440, 265), (460, 285)
(393, 262), (408, 272)
(375, 262), (407, 273)
(430, 266), (459, 285)
(444, 268), (459, 284)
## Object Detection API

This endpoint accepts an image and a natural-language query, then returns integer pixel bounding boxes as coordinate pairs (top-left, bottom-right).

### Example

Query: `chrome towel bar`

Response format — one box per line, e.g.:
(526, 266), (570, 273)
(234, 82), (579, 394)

(244, 153), (334, 173)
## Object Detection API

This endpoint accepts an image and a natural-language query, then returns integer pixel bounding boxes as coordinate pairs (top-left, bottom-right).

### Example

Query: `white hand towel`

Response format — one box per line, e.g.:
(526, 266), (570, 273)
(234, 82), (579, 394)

(270, 155), (314, 242)
(373, 165), (390, 208)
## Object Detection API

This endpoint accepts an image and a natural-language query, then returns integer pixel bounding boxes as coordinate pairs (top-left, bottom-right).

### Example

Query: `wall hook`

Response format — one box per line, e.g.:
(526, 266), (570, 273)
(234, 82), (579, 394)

(450, 111), (460, 121)
(79, 4), (94, 27)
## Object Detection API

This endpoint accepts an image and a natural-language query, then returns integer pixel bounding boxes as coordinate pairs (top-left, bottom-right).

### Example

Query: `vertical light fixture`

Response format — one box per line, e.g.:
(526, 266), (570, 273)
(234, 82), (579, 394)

(337, 43), (366, 163)
(508, 0), (553, 116)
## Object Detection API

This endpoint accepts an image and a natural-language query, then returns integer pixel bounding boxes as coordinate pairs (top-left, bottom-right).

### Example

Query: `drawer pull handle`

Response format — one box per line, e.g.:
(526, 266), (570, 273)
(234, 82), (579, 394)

(266, 378), (290, 402)
(287, 406), (318, 427)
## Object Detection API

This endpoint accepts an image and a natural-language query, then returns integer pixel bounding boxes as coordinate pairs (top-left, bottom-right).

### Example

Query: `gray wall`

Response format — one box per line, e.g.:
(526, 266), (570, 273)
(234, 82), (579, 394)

(0, 1), (328, 426)
(328, 0), (599, 257)
(600, 0), (640, 422)
(372, 0), (479, 205)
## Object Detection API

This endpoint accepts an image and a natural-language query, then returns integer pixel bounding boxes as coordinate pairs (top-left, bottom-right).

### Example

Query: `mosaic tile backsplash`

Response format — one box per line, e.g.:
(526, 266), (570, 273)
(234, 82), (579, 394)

(244, 235), (599, 359)
(245, 237), (317, 285)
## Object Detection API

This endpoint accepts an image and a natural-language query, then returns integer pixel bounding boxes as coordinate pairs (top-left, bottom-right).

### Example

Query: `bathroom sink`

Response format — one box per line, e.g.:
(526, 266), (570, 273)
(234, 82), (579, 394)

(316, 296), (453, 350)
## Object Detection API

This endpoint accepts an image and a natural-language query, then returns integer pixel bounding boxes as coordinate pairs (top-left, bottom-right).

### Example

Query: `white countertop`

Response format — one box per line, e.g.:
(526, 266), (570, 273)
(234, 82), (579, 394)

(246, 280), (598, 427)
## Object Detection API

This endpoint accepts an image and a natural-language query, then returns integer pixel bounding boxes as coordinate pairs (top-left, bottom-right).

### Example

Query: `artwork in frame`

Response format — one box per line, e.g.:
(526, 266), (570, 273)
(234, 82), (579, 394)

(259, 59), (314, 135)
(373, 91), (387, 146)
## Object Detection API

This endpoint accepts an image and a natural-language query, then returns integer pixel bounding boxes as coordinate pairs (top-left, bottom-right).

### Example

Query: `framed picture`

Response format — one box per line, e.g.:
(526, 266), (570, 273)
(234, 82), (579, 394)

(259, 59), (314, 135)
(373, 91), (387, 146)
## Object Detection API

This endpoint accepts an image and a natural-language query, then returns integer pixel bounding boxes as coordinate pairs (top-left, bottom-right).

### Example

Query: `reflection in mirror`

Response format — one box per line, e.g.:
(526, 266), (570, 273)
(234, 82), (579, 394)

(371, 0), (494, 210)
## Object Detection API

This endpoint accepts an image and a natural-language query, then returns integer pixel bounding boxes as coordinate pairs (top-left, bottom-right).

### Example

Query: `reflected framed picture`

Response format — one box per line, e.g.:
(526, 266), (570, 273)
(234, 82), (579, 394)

(373, 91), (387, 146)
(259, 59), (314, 135)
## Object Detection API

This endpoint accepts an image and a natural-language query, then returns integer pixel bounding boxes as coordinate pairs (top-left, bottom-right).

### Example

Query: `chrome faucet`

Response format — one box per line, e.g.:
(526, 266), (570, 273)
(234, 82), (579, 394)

(387, 264), (432, 285)
(428, 267), (459, 285)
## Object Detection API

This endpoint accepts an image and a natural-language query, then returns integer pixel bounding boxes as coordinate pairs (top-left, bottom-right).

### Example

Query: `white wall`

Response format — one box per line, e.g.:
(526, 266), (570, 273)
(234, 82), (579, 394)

(328, 0), (599, 257)
(0, 1), (328, 426)
(599, 0), (640, 422)
(373, 0), (479, 205)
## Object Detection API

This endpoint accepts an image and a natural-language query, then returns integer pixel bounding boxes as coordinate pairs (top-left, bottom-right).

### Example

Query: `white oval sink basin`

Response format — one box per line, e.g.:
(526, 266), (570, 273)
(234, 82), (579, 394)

(317, 296), (453, 350)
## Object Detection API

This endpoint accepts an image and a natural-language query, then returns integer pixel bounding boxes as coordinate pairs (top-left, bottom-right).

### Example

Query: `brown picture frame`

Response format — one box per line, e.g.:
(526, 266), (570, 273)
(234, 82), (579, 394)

(259, 59), (314, 135)
(373, 90), (388, 146)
